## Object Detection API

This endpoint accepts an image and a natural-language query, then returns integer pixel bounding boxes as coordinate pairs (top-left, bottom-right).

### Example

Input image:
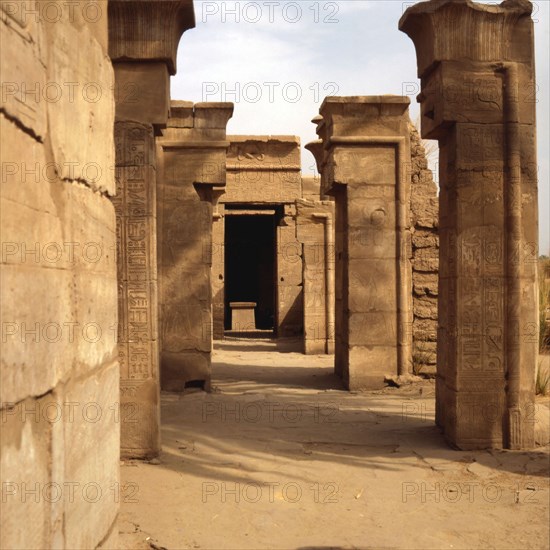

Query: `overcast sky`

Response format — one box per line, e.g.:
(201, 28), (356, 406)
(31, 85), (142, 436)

(172, 0), (550, 256)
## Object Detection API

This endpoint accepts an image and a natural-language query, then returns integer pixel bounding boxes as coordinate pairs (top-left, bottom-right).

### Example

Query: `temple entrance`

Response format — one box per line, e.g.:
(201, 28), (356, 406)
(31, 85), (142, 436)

(224, 211), (277, 333)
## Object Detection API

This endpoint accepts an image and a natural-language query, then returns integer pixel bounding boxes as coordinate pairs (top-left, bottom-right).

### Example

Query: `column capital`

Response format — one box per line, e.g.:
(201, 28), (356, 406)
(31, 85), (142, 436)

(316, 96), (410, 190)
(305, 140), (323, 174)
(109, 0), (196, 75)
(400, 1), (536, 140)
(157, 101), (234, 188)
(399, 0), (534, 79)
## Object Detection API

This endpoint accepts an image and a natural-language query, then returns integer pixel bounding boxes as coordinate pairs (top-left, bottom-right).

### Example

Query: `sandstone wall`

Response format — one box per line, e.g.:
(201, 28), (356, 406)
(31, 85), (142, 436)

(1, 2), (119, 549)
(296, 181), (335, 354)
(409, 124), (439, 371)
(401, 0), (538, 449)
(157, 102), (232, 391)
(317, 97), (414, 389)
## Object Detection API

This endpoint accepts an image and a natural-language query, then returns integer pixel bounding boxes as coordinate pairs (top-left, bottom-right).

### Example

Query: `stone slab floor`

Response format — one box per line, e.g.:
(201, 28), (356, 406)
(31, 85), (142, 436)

(119, 339), (550, 550)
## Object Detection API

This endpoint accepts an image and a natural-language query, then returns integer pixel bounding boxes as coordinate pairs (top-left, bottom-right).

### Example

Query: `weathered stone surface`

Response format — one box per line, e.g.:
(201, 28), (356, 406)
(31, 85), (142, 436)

(413, 296), (439, 320)
(0, 4), (47, 140)
(401, 0), (538, 449)
(1, 6), (119, 548)
(412, 229), (438, 249)
(314, 96), (414, 388)
(113, 121), (160, 458)
(44, 16), (115, 194)
(296, 197), (335, 354)
(63, 362), (120, 549)
(109, 0), (195, 75)
(158, 102), (233, 389)
(110, 0), (196, 459)
(413, 273), (438, 297)
(301, 177), (322, 201)
(114, 63), (170, 126)
(413, 247), (439, 272)
(0, 393), (55, 550)
(225, 136), (302, 204)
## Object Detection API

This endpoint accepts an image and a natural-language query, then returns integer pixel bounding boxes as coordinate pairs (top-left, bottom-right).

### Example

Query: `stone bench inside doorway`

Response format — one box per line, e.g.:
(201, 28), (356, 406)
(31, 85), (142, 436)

(230, 302), (257, 331)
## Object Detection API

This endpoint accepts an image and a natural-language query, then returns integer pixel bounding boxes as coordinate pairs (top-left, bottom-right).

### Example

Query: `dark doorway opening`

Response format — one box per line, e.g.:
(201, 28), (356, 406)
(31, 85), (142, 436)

(224, 214), (276, 331)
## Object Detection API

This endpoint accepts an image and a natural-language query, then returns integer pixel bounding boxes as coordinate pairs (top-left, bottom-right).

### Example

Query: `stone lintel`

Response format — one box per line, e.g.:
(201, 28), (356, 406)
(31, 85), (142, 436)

(399, 0), (534, 79)
(226, 135), (301, 170)
(109, 0), (196, 76)
(225, 209), (277, 216)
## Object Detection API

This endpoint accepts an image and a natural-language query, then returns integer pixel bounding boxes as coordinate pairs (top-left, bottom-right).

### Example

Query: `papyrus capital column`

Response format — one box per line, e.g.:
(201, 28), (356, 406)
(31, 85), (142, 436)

(317, 97), (413, 389)
(400, 0), (538, 449)
(109, 0), (195, 458)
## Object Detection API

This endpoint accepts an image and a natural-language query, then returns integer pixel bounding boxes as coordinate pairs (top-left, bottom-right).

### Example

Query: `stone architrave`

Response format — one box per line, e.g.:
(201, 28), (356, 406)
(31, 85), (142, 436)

(109, 0), (195, 458)
(157, 102), (233, 391)
(313, 97), (414, 390)
(400, 0), (539, 449)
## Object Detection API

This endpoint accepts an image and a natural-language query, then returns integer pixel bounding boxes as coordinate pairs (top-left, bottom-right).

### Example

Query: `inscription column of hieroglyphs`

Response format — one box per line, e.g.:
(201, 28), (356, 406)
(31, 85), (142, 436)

(109, 0), (196, 458)
(314, 97), (414, 390)
(400, 0), (539, 449)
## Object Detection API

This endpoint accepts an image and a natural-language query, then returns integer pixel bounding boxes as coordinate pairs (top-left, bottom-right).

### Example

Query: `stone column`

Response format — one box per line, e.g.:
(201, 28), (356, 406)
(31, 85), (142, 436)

(314, 97), (414, 389)
(400, 0), (538, 449)
(109, 0), (195, 458)
(297, 177), (336, 355)
(277, 203), (304, 337)
(157, 102), (233, 391)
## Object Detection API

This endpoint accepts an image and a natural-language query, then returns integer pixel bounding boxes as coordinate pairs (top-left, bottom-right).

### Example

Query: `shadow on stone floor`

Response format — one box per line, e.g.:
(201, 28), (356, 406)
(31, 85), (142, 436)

(215, 336), (303, 353)
(142, 338), (550, 489)
(155, 395), (550, 486)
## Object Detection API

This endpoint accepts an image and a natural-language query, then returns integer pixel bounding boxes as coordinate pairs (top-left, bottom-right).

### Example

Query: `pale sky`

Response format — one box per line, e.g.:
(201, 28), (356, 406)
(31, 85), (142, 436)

(172, 0), (550, 256)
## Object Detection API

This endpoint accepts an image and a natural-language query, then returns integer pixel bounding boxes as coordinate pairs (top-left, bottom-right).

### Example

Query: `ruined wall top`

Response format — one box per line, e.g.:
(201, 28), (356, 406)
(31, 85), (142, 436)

(167, 100), (235, 130)
(399, 0), (534, 78)
(109, 0), (195, 75)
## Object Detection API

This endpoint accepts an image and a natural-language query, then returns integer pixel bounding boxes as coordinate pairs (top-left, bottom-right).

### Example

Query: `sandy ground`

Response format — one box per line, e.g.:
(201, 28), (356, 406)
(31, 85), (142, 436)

(118, 339), (550, 550)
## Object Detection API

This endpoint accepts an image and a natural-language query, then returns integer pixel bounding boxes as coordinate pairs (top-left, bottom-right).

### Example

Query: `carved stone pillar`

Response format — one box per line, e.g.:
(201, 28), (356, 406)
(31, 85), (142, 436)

(157, 101), (233, 391)
(313, 97), (413, 389)
(109, 0), (195, 458)
(296, 190), (335, 355)
(400, 0), (538, 449)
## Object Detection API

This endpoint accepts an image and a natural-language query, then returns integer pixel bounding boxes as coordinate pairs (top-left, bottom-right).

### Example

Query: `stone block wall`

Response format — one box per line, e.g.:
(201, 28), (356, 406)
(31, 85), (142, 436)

(409, 124), (439, 371)
(1, 2), (119, 548)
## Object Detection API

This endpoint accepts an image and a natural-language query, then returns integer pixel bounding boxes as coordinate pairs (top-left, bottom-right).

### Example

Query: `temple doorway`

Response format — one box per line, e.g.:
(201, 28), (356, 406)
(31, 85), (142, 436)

(224, 211), (277, 334)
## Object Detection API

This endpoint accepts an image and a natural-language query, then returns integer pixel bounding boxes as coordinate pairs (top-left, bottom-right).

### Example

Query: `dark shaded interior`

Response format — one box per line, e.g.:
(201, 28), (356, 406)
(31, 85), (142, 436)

(224, 214), (276, 330)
